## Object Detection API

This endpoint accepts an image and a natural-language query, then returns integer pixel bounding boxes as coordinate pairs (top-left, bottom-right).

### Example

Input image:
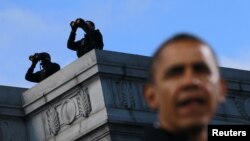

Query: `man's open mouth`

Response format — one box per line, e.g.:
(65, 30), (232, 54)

(178, 97), (206, 107)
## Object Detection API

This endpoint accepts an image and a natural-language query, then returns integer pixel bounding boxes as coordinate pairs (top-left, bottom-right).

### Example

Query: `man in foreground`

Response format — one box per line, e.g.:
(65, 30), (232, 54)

(143, 33), (227, 141)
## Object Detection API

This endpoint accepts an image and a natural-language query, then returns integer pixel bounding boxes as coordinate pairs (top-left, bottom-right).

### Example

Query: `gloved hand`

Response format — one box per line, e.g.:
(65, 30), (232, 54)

(75, 18), (85, 28)
(31, 59), (38, 69)
(70, 21), (77, 32)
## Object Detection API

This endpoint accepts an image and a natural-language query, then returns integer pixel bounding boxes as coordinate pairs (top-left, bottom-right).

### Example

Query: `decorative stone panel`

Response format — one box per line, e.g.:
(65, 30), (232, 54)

(47, 107), (60, 135)
(46, 86), (92, 136)
(0, 122), (11, 141)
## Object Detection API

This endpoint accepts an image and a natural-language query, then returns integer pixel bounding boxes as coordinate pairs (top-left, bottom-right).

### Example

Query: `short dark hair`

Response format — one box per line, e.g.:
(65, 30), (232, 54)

(148, 33), (218, 83)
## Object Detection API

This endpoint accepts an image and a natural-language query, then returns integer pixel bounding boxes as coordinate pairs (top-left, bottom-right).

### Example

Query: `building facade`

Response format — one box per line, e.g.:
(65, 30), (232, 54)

(1, 50), (250, 141)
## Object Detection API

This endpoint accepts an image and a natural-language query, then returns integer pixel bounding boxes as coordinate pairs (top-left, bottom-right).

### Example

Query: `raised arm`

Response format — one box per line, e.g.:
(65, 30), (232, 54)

(67, 30), (81, 51)
(25, 61), (41, 83)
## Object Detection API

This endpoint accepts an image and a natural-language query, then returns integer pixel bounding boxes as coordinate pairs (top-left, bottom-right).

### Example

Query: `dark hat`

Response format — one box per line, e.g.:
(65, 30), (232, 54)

(39, 52), (51, 61)
(86, 20), (95, 29)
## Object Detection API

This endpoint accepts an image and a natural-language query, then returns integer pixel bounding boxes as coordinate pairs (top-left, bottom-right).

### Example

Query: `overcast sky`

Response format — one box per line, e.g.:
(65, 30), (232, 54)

(1, 0), (250, 88)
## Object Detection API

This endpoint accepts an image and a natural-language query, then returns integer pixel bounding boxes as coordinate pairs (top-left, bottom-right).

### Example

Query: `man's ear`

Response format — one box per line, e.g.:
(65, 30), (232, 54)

(143, 83), (159, 109)
(218, 79), (227, 103)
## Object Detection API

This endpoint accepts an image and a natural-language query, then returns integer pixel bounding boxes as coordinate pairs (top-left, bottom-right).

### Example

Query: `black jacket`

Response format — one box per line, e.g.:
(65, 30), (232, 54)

(25, 62), (60, 83)
(143, 126), (188, 141)
(67, 28), (104, 58)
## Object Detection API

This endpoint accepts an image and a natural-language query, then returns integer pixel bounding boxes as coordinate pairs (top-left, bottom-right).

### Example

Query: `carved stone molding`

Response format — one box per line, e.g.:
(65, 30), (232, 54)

(234, 96), (250, 121)
(77, 88), (92, 117)
(61, 99), (76, 125)
(118, 81), (135, 109)
(0, 122), (11, 141)
(45, 87), (92, 137)
(47, 107), (60, 135)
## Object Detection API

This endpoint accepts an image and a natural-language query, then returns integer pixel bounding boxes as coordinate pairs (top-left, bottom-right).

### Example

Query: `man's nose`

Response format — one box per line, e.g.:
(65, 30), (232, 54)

(182, 68), (200, 86)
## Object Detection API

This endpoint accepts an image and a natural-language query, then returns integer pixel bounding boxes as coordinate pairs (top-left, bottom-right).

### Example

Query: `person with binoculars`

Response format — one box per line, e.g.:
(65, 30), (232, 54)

(25, 52), (60, 83)
(67, 18), (104, 58)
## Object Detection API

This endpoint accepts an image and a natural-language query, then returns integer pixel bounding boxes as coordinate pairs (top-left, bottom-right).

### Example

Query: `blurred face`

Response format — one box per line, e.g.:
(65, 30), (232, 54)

(145, 40), (226, 133)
